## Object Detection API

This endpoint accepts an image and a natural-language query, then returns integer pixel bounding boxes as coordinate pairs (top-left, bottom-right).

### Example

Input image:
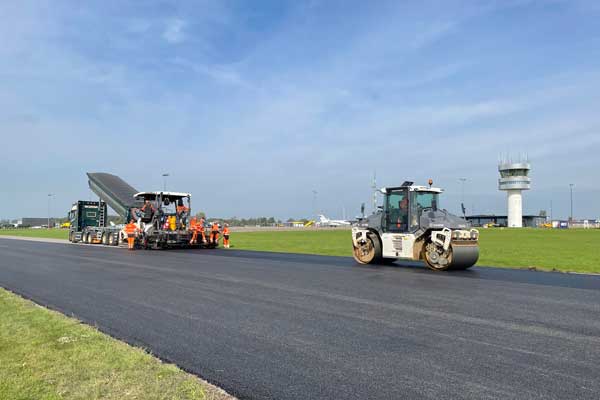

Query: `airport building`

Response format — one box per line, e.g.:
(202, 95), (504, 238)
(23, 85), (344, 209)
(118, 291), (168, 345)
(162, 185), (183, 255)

(19, 218), (56, 227)
(498, 159), (531, 228)
(466, 214), (546, 228)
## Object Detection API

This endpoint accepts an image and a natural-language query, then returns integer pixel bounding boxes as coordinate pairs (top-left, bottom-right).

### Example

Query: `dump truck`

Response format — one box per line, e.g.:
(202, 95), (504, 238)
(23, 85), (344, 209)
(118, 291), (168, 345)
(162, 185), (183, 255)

(68, 172), (140, 245)
(68, 172), (214, 249)
(67, 200), (118, 244)
(351, 181), (479, 270)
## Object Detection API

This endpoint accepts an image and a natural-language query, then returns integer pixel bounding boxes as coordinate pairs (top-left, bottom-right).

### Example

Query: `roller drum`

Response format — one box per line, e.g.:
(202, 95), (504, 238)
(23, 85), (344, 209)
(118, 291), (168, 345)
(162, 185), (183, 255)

(447, 243), (479, 270)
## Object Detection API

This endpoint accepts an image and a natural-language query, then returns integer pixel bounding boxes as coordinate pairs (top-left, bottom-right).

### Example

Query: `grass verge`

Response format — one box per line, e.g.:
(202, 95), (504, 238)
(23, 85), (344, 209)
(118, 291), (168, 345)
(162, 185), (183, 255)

(230, 228), (600, 273)
(2, 227), (599, 273)
(0, 287), (231, 400)
(0, 228), (68, 240)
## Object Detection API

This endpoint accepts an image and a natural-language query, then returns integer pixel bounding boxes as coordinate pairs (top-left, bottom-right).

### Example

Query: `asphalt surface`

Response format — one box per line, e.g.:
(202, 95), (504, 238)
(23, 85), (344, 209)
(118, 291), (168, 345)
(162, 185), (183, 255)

(1, 238), (600, 400)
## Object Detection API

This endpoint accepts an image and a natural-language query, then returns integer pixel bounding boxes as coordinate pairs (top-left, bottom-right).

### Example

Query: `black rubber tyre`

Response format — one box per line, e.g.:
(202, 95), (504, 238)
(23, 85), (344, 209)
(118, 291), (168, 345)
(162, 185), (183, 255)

(68, 231), (74, 243)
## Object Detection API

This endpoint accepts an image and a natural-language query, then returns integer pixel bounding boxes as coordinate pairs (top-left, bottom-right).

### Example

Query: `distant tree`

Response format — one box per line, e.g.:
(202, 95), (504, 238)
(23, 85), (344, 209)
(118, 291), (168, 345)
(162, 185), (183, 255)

(195, 211), (206, 219)
(539, 210), (547, 217)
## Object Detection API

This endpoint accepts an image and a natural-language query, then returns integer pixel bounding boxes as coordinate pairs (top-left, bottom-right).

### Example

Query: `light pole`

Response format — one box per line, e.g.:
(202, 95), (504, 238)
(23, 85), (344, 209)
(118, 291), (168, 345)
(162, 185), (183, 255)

(47, 194), (53, 229)
(569, 183), (574, 222)
(459, 178), (466, 215)
(162, 173), (169, 191)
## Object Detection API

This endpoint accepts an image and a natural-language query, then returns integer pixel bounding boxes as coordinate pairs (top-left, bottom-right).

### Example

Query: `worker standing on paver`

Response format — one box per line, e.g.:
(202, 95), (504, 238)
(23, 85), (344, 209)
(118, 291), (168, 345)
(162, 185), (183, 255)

(176, 199), (189, 229)
(124, 220), (140, 250)
(223, 224), (230, 248)
(140, 200), (155, 223)
(210, 221), (220, 246)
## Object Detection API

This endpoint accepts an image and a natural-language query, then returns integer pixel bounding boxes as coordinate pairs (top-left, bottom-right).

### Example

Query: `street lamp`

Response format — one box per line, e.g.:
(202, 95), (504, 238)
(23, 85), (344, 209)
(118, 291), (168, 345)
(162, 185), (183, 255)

(569, 183), (574, 222)
(47, 194), (53, 229)
(459, 178), (467, 216)
(162, 173), (170, 191)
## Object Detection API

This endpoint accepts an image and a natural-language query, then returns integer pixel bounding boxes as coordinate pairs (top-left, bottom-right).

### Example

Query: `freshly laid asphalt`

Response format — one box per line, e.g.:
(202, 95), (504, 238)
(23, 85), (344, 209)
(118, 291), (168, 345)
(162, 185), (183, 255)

(1, 238), (600, 400)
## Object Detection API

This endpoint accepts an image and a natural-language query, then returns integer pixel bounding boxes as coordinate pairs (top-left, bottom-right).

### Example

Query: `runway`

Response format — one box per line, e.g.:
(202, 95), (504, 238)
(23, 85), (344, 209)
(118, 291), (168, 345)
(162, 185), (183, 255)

(1, 237), (599, 400)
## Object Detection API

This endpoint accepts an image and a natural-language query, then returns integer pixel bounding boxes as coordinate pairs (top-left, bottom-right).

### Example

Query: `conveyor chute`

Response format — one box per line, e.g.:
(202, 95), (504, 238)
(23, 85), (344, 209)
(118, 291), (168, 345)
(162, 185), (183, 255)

(87, 172), (142, 219)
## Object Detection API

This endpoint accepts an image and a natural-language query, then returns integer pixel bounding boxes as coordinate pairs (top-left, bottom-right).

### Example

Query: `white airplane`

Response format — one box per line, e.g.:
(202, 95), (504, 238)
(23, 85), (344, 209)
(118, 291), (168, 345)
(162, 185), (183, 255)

(317, 214), (352, 227)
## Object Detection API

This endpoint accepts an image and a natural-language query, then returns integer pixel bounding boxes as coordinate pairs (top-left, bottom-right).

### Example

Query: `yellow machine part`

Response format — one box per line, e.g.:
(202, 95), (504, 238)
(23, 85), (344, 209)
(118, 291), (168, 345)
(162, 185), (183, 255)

(168, 216), (176, 231)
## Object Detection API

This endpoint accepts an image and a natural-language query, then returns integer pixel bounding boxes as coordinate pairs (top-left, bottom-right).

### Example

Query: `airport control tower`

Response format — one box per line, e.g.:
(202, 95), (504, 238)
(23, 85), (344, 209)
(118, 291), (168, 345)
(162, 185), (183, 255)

(498, 158), (531, 227)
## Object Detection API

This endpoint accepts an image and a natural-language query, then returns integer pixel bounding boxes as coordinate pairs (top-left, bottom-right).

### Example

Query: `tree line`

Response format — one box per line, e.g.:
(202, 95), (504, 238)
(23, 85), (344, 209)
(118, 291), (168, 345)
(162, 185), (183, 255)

(194, 212), (282, 226)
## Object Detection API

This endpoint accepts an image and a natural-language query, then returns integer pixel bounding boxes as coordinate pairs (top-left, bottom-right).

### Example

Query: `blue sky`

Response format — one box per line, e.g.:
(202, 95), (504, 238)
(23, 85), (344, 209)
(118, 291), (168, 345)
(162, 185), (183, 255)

(1, 0), (599, 220)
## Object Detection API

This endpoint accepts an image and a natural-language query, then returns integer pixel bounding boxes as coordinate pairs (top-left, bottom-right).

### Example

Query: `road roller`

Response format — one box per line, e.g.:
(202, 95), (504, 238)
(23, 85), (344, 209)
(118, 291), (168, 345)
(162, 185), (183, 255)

(351, 180), (479, 270)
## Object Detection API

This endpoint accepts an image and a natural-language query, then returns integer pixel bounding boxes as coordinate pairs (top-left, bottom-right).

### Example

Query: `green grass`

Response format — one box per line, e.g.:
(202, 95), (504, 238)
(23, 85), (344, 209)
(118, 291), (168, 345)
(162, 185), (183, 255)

(232, 230), (351, 257)
(476, 228), (600, 272)
(3, 227), (600, 273)
(0, 287), (230, 400)
(0, 228), (68, 240)
(229, 228), (600, 273)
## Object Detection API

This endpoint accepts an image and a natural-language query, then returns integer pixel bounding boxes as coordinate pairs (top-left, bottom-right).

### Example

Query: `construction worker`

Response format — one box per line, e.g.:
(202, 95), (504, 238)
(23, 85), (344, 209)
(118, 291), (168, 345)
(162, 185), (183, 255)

(222, 223), (230, 248)
(124, 220), (140, 250)
(199, 217), (207, 243)
(210, 221), (220, 245)
(176, 199), (189, 228)
(189, 216), (198, 244)
(141, 200), (156, 223)
(395, 196), (409, 231)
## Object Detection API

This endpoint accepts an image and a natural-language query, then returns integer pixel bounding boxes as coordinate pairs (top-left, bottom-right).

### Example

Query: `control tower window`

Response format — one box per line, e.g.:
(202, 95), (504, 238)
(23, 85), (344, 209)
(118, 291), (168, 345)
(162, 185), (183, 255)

(500, 169), (529, 177)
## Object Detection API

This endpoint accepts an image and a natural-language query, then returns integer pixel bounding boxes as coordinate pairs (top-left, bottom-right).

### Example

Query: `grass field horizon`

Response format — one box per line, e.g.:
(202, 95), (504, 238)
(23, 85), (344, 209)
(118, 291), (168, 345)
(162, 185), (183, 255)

(1, 228), (599, 273)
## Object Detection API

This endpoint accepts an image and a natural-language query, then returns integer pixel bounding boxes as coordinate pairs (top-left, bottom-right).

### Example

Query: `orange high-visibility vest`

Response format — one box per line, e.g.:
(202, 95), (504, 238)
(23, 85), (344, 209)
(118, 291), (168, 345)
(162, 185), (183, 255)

(223, 226), (230, 235)
(211, 223), (219, 231)
(125, 223), (137, 235)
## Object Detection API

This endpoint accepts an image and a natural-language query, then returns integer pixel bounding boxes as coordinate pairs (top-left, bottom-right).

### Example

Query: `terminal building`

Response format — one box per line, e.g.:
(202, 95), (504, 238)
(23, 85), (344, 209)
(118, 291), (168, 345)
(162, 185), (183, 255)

(466, 214), (546, 228)
(18, 218), (56, 227)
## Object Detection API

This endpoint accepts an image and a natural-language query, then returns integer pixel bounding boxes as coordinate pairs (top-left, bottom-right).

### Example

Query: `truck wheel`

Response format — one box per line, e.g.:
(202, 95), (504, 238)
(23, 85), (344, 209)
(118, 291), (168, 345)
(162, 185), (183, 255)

(68, 231), (74, 242)
(352, 234), (382, 264)
(101, 234), (108, 245)
(84, 233), (90, 244)
(108, 233), (115, 246)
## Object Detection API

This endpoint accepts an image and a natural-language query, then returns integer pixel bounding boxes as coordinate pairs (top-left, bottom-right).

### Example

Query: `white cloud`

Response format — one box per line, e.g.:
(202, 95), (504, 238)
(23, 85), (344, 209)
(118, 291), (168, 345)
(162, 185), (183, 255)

(170, 57), (248, 87)
(163, 18), (186, 44)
